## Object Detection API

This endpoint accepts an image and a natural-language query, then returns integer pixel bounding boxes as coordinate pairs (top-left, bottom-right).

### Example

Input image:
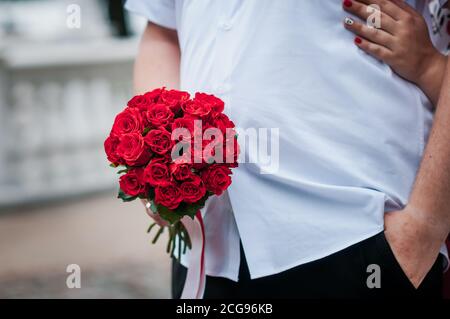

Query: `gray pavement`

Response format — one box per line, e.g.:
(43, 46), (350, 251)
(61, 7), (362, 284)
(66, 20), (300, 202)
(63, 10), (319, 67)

(0, 191), (171, 298)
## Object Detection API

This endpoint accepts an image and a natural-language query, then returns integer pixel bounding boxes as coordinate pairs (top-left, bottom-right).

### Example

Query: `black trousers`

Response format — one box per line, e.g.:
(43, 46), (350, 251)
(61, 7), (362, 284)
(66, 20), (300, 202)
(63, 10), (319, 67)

(172, 232), (443, 299)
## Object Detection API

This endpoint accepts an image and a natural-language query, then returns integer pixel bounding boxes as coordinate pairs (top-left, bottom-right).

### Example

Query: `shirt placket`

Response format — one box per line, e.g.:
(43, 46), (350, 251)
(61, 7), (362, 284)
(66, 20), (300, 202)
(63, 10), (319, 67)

(212, 2), (236, 99)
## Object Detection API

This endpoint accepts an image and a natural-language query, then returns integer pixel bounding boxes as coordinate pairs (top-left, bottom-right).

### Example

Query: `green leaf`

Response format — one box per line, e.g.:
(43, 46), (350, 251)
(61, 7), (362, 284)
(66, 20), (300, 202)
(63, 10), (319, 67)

(117, 189), (138, 202)
(143, 127), (151, 136)
(156, 205), (183, 224)
(155, 194), (210, 225)
(117, 169), (128, 175)
(150, 200), (158, 214)
(183, 203), (204, 219)
(175, 195), (209, 219)
(109, 163), (118, 168)
(147, 188), (155, 201)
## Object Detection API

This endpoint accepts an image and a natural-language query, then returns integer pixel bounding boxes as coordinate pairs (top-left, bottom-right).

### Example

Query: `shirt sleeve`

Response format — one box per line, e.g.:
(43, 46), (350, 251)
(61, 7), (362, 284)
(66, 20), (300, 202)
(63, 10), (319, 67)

(125, 0), (176, 30)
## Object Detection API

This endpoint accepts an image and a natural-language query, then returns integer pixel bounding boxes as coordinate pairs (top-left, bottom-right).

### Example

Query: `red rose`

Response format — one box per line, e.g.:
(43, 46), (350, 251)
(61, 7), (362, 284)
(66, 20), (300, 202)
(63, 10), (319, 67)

(213, 113), (235, 135)
(155, 183), (183, 210)
(190, 123), (224, 164)
(200, 136), (224, 165)
(201, 164), (232, 195)
(194, 93), (225, 114)
(171, 115), (198, 141)
(127, 95), (153, 112)
(111, 107), (145, 136)
(119, 168), (147, 197)
(224, 136), (239, 167)
(180, 176), (206, 204)
(104, 134), (123, 165)
(144, 128), (174, 155)
(170, 163), (193, 181)
(144, 87), (165, 103)
(116, 132), (151, 166)
(171, 145), (193, 166)
(182, 100), (211, 118)
(145, 103), (174, 128)
(192, 162), (208, 171)
(143, 161), (171, 186)
(152, 153), (172, 164)
(159, 89), (190, 113)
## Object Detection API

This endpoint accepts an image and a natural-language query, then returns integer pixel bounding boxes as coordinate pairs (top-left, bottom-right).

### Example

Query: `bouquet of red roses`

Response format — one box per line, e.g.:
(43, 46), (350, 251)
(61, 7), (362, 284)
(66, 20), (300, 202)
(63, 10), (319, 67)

(104, 87), (239, 258)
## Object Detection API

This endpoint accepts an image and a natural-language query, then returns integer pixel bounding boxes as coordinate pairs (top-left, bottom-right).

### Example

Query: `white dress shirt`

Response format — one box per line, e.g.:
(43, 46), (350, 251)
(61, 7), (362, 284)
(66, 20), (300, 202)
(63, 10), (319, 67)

(126, 0), (448, 281)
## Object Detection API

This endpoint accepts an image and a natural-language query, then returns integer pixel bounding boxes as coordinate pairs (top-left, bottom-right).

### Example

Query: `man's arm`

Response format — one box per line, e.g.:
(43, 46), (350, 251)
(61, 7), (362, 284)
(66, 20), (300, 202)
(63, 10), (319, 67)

(133, 22), (181, 223)
(133, 22), (180, 93)
(385, 57), (450, 288)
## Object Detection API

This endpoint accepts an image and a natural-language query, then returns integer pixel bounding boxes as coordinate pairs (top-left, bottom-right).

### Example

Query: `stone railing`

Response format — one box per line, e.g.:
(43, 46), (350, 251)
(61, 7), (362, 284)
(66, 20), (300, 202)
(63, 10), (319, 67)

(0, 38), (139, 207)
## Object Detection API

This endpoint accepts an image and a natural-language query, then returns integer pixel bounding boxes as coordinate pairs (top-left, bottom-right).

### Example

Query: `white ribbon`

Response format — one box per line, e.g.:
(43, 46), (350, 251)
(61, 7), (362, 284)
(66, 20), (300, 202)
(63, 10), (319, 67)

(180, 212), (206, 299)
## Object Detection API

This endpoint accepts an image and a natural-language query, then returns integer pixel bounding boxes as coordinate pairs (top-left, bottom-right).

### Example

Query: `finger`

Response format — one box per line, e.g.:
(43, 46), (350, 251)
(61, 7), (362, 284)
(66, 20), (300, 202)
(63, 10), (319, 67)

(141, 198), (150, 208)
(355, 0), (411, 20)
(344, 17), (395, 49)
(343, 0), (397, 34)
(143, 200), (170, 226)
(147, 208), (169, 226)
(153, 214), (169, 227)
(354, 36), (394, 62)
(143, 199), (157, 217)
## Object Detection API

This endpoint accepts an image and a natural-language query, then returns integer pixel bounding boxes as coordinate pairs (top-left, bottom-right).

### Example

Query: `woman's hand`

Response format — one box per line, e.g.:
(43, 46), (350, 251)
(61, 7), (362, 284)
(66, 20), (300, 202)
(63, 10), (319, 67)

(141, 198), (169, 227)
(343, 0), (446, 106)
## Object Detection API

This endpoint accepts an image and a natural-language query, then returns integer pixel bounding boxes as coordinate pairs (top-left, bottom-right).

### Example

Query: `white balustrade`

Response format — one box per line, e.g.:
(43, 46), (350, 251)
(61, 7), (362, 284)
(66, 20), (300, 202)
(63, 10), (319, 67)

(0, 38), (139, 207)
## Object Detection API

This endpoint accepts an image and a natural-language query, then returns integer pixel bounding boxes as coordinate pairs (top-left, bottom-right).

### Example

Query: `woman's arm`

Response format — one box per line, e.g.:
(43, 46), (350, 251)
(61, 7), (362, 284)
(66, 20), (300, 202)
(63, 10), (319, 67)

(343, 0), (450, 288)
(408, 54), (450, 251)
(383, 55), (450, 288)
(343, 0), (447, 106)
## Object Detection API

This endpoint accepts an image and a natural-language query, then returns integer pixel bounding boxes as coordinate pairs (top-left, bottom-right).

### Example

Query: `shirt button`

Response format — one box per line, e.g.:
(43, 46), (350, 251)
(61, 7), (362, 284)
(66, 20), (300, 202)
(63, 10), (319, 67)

(219, 21), (233, 31)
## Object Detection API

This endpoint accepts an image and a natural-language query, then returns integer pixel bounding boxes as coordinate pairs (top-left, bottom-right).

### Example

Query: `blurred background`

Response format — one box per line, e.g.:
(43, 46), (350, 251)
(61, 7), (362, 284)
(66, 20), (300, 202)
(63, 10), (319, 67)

(0, 0), (171, 298)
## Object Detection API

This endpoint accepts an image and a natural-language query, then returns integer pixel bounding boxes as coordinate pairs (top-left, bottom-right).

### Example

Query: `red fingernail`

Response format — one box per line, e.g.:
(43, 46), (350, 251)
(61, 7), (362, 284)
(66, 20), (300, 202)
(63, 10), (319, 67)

(355, 37), (362, 44)
(344, 0), (353, 7)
